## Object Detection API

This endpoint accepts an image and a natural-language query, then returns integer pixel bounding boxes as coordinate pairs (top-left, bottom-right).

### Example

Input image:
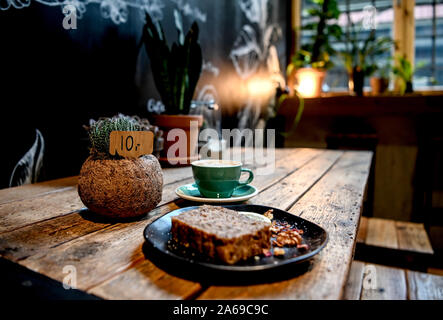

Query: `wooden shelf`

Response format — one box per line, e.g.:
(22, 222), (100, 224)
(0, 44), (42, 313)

(279, 94), (443, 118)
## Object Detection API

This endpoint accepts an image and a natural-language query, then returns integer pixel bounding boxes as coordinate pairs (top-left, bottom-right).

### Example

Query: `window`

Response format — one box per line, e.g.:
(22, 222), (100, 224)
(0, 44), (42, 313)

(414, 0), (443, 87)
(300, 0), (394, 91)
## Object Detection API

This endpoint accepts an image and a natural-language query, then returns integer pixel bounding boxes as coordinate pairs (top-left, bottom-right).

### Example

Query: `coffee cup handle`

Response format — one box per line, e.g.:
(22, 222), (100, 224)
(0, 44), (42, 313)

(238, 168), (254, 187)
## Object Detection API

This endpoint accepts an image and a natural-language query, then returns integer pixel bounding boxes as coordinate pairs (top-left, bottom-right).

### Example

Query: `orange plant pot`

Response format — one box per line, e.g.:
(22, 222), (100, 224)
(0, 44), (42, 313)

(153, 114), (203, 166)
(370, 77), (389, 95)
(293, 68), (326, 98)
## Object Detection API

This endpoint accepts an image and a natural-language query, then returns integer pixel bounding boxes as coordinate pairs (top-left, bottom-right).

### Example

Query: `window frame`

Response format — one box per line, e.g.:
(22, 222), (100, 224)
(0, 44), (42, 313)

(291, 0), (443, 91)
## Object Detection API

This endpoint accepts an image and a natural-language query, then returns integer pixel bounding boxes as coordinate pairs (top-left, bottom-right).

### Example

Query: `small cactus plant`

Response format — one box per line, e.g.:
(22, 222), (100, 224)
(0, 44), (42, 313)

(88, 116), (141, 159)
(85, 114), (164, 159)
(79, 114), (164, 218)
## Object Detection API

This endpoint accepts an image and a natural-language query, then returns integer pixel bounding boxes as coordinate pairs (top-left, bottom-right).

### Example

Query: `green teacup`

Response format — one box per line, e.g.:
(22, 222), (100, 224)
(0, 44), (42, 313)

(191, 159), (254, 198)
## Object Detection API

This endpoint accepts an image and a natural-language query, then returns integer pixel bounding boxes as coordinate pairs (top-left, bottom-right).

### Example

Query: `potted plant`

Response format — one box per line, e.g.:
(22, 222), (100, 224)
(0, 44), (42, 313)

(78, 116), (163, 218)
(339, 20), (393, 96)
(142, 12), (203, 165)
(370, 61), (391, 95)
(287, 0), (342, 97)
(263, 84), (305, 148)
(392, 55), (426, 95)
(84, 114), (164, 158)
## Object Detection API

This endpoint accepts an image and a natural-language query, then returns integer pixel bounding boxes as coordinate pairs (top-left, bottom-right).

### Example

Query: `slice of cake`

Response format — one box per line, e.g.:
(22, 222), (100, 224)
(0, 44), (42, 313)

(171, 205), (271, 265)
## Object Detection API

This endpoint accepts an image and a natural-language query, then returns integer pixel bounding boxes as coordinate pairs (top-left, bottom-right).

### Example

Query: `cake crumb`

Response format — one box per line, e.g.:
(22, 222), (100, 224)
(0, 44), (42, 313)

(273, 247), (285, 256)
(263, 209), (274, 220)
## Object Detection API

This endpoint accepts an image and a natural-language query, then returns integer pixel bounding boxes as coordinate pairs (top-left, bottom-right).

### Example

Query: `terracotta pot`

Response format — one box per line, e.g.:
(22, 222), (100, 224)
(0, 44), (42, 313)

(370, 77), (389, 95)
(293, 67), (326, 98)
(153, 114), (203, 166)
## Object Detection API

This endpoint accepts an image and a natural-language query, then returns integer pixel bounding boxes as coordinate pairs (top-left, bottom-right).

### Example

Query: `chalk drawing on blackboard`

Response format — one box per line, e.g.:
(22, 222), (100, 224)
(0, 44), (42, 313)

(267, 45), (285, 88)
(230, 25), (261, 80)
(9, 129), (45, 187)
(146, 98), (165, 114)
(230, 0), (283, 130)
(196, 84), (218, 103)
(239, 0), (268, 30)
(237, 99), (262, 131)
(62, 1), (86, 19)
(99, 0), (128, 24)
(0, 0), (165, 24)
(1, 0), (30, 10)
(202, 61), (220, 77)
(170, 0), (206, 23)
(230, 1), (282, 79)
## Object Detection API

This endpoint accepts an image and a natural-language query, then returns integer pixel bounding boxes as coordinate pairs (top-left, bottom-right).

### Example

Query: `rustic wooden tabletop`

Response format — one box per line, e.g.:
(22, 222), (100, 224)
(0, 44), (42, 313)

(0, 148), (372, 299)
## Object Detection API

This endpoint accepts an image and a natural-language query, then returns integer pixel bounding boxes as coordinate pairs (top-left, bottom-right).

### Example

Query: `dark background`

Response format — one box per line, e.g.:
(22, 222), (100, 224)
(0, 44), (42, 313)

(0, 0), (289, 188)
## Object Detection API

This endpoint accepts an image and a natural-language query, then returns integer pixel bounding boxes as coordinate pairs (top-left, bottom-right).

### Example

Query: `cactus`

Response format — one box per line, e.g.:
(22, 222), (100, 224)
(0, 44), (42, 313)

(88, 116), (141, 159)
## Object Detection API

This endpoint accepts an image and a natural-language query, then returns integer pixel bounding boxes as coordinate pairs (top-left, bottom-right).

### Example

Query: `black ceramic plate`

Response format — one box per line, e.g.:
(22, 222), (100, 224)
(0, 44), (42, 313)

(143, 204), (328, 278)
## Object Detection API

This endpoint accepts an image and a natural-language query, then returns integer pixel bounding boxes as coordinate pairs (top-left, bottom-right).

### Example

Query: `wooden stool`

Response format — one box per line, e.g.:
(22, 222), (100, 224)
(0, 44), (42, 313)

(344, 261), (443, 300)
(355, 217), (434, 271)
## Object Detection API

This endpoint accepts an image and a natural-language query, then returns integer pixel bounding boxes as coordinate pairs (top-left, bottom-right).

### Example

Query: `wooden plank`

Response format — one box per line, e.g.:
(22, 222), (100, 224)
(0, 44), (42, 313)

(0, 172), (201, 261)
(393, 0), (415, 93)
(343, 261), (365, 300)
(427, 268), (443, 276)
(0, 176), (187, 235)
(407, 270), (443, 300)
(356, 216), (368, 244)
(162, 167), (192, 185)
(0, 168), (193, 235)
(0, 211), (112, 261)
(0, 168), (192, 233)
(0, 188), (85, 234)
(280, 95), (443, 118)
(0, 166), (192, 233)
(361, 264), (407, 300)
(395, 221), (434, 254)
(0, 176), (78, 205)
(85, 149), (324, 299)
(20, 202), (181, 291)
(248, 150), (343, 209)
(373, 145), (417, 221)
(225, 147), (296, 167)
(198, 151), (373, 299)
(365, 218), (398, 250)
(247, 148), (324, 195)
(89, 260), (202, 300)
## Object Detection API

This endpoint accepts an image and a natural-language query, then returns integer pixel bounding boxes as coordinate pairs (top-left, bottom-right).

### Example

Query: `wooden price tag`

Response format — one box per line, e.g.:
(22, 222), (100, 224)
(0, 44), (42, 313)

(109, 131), (154, 158)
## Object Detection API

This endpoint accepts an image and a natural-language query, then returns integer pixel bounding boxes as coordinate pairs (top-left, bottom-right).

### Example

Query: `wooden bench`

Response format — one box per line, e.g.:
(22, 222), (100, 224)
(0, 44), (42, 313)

(355, 217), (434, 271)
(344, 261), (443, 300)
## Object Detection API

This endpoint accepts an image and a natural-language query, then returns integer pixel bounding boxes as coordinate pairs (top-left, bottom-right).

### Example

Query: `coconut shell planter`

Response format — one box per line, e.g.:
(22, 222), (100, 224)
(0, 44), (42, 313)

(78, 115), (163, 219)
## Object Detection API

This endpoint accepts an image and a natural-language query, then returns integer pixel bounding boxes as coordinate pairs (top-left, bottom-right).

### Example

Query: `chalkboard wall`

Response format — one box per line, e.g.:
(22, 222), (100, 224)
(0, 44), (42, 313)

(0, 0), (289, 188)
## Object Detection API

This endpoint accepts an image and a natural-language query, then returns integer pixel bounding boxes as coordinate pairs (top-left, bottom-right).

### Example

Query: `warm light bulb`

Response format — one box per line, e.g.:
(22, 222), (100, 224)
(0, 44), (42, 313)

(247, 77), (274, 98)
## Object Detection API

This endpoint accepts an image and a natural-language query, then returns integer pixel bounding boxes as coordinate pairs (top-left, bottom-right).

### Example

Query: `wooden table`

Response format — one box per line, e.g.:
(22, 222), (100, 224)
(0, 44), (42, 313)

(0, 148), (372, 299)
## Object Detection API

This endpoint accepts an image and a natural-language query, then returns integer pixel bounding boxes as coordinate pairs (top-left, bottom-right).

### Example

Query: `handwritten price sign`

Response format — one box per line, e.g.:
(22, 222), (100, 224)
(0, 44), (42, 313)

(109, 131), (154, 158)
